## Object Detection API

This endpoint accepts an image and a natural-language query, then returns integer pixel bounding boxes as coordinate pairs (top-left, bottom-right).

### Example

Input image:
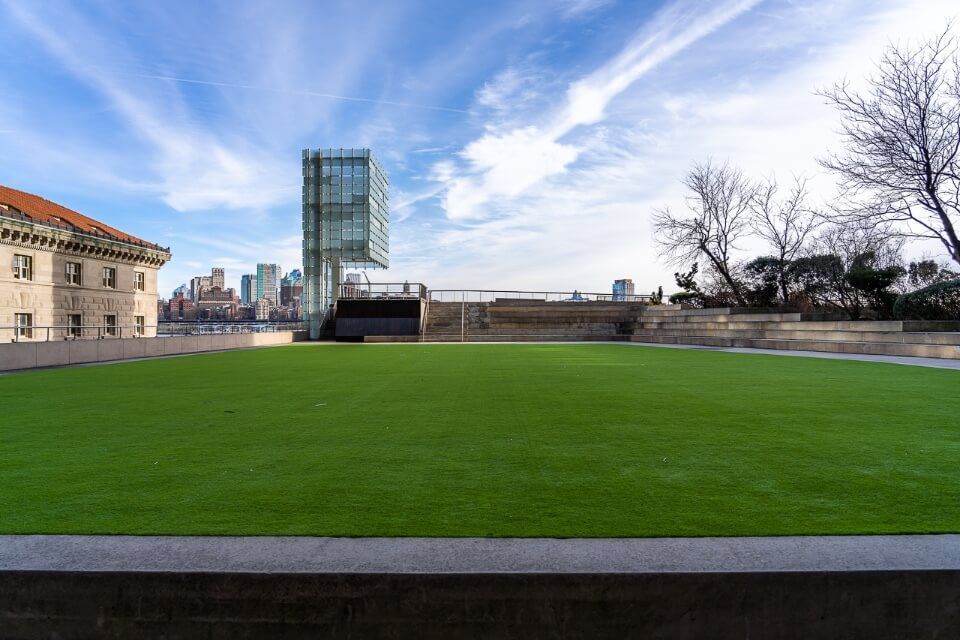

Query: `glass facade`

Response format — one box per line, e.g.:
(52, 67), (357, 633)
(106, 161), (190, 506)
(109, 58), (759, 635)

(302, 148), (390, 338)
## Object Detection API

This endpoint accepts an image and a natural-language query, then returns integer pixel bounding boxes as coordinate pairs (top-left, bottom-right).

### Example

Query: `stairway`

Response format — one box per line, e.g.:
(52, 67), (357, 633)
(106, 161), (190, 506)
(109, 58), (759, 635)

(411, 300), (960, 359)
(631, 306), (960, 359)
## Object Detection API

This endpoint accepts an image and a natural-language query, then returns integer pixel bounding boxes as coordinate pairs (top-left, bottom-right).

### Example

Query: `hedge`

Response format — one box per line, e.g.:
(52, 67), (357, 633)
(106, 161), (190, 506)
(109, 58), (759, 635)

(893, 279), (960, 321)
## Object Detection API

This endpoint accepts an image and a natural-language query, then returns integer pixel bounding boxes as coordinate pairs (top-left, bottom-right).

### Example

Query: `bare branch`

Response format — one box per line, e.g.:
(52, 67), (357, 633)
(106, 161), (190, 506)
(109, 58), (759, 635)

(817, 22), (960, 266)
(653, 160), (755, 305)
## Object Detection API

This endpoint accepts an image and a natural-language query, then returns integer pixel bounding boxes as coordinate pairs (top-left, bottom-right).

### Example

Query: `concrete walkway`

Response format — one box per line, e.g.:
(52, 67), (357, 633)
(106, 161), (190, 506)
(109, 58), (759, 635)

(626, 341), (960, 370)
(3, 534), (959, 574)
(351, 340), (960, 370)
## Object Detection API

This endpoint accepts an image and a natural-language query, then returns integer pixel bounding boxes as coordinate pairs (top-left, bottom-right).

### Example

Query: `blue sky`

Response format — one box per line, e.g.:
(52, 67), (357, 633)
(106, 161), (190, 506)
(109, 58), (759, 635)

(0, 0), (953, 296)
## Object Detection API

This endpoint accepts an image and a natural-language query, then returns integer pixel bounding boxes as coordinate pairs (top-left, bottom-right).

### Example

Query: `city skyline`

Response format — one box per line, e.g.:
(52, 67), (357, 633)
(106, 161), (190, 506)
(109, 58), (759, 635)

(0, 0), (955, 297)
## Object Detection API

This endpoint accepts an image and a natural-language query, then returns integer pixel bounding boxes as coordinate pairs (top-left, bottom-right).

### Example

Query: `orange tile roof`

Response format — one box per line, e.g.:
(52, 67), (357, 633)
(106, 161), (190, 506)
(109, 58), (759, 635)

(0, 185), (166, 251)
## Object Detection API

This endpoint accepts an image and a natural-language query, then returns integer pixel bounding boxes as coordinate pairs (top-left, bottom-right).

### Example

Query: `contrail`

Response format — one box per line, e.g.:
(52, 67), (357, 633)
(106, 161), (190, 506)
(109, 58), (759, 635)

(134, 73), (474, 115)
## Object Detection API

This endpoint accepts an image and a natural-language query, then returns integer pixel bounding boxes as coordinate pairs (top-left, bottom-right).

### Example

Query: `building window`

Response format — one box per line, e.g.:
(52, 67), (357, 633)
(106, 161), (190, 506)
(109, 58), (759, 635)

(104, 314), (117, 337)
(134, 315), (145, 337)
(102, 267), (116, 289)
(15, 313), (32, 339)
(134, 271), (145, 291)
(68, 314), (82, 338)
(13, 254), (32, 280)
(66, 261), (82, 285)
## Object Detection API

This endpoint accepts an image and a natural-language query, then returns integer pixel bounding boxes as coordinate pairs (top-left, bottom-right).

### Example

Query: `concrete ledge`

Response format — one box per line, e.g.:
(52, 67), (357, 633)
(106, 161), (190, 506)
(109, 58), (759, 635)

(1, 342), (36, 370)
(3, 534), (960, 574)
(0, 332), (308, 372)
(2, 535), (959, 639)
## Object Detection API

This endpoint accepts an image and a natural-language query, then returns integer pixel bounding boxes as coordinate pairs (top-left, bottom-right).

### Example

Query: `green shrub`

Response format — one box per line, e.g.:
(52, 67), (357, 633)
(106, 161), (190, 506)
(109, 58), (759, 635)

(668, 291), (703, 307)
(893, 279), (960, 320)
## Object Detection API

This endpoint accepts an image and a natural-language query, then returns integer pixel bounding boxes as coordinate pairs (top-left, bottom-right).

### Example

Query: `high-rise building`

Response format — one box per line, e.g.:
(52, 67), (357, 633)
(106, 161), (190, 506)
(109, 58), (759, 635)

(166, 292), (194, 320)
(189, 275), (210, 302)
(211, 267), (225, 290)
(256, 263), (280, 305)
(302, 148), (389, 339)
(196, 286), (239, 320)
(240, 274), (257, 305)
(280, 270), (304, 307)
(613, 278), (635, 301)
(255, 297), (271, 320)
(172, 283), (188, 299)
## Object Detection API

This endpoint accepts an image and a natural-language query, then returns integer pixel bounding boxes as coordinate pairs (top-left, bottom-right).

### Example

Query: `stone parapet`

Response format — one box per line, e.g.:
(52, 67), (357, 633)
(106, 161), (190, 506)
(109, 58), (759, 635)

(0, 331), (307, 372)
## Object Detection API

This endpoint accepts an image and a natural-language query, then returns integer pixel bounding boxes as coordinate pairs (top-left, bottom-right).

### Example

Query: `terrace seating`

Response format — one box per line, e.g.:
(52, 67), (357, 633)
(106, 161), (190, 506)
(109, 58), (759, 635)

(419, 301), (960, 359)
(422, 301), (646, 342)
(631, 306), (960, 359)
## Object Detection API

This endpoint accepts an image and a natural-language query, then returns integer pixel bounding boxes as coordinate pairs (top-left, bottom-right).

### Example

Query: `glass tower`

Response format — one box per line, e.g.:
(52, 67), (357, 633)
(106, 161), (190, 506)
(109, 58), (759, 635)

(302, 148), (390, 339)
(256, 263), (280, 305)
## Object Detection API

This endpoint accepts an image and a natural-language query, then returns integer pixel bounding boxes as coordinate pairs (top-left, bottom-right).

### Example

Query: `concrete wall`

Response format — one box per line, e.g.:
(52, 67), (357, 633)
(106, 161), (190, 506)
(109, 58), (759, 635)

(0, 331), (307, 372)
(1, 569), (958, 638)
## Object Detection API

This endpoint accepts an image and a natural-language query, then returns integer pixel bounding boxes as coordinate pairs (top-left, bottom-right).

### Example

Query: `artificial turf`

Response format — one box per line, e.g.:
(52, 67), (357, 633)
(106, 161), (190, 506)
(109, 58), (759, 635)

(1, 343), (959, 537)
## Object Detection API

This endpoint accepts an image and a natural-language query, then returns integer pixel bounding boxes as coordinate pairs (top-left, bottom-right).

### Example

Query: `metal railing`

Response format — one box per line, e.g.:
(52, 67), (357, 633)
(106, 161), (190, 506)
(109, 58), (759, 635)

(426, 289), (652, 303)
(338, 282), (427, 300)
(2, 324), (151, 342)
(336, 283), (651, 304)
(2, 322), (305, 342)
(159, 321), (305, 336)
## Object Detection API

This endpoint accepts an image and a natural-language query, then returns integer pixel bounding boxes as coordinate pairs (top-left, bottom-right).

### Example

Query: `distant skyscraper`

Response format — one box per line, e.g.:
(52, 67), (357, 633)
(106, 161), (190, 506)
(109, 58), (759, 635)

(190, 275), (212, 302)
(613, 278), (635, 301)
(240, 274), (257, 305)
(172, 283), (188, 299)
(256, 263), (280, 305)
(211, 267), (225, 290)
(282, 269), (303, 286)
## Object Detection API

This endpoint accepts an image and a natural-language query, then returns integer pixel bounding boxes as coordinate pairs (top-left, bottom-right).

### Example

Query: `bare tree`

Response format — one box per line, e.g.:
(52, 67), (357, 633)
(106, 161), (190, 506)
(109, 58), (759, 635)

(653, 160), (754, 306)
(808, 221), (905, 320)
(749, 176), (820, 304)
(819, 25), (960, 267)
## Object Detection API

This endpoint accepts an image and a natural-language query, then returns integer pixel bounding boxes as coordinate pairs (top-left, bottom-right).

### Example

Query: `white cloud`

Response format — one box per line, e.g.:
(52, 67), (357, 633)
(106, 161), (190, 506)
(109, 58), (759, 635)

(394, 0), (959, 294)
(436, 0), (762, 222)
(559, 0), (616, 19)
(4, 2), (296, 213)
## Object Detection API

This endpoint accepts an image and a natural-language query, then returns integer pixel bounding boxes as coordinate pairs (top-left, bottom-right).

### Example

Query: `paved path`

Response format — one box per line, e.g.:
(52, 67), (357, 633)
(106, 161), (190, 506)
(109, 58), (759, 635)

(349, 340), (960, 370)
(625, 341), (960, 370)
(3, 534), (959, 574)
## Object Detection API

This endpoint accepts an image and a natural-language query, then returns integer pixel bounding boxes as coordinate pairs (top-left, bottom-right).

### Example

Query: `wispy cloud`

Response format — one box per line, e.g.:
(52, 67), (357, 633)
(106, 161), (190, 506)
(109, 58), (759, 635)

(4, 2), (294, 212)
(437, 0), (762, 221)
(134, 73), (474, 115)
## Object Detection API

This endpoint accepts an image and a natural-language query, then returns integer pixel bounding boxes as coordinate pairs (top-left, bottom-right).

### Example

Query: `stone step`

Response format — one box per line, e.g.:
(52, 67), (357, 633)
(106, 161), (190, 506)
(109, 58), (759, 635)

(632, 327), (960, 345)
(471, 325), (624, 333)
(423, 334), (627, 343)
(640, 312), (805, 323)
(629, 334), (960, 359)
(640, 319), (960, 332)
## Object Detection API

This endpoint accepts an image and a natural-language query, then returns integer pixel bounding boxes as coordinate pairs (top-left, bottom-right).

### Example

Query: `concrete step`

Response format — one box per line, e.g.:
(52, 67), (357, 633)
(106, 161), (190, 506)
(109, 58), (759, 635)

(640, 319), (960, 332)
(639, 312), (805, 324)
(632, 328), (960, 345)
(629, 334), (960, 359)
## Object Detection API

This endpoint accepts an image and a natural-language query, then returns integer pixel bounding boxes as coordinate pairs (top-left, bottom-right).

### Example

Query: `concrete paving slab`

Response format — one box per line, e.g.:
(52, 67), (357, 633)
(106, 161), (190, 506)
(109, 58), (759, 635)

(3, 534), (959, 574)
(338, 340), (960, 369)
(626, 341), (960, 370)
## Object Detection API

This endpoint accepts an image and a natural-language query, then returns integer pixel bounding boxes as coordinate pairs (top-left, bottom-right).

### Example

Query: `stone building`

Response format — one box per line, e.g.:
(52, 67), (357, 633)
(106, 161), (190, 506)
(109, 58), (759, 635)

(165, 292), (195, 320)
(0, 186), (170, 341)
(196, 286), (239, 320)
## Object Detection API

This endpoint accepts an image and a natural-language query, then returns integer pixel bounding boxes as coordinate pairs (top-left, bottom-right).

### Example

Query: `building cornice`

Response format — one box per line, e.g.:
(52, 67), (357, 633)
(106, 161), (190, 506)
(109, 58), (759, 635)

(0, 217), (171, 268)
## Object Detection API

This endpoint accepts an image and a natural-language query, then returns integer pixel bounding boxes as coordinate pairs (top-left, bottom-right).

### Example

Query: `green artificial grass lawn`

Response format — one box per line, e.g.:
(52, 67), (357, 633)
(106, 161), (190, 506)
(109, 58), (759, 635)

(1, 343), (959, 537)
